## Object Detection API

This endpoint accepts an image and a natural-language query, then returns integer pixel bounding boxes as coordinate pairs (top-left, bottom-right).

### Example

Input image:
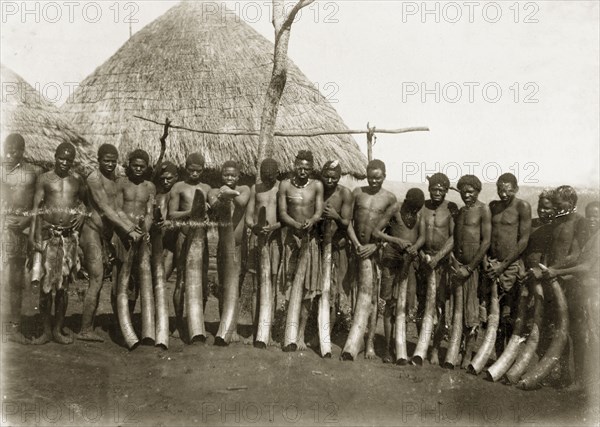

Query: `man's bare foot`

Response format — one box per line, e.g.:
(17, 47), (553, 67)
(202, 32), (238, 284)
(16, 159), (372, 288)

(382, 350), (393, 364)
(297, 340), (308, 351)
(76, 330), (105, 343)
(9, 332), (31, 344)
(268, 338), (280, 347)
(461, 353), (472, 370)
(31, 332), (52, 345)
(365, 341), (376, 359)
(429, 348), (439, 366)
(230, 332), (240, 343)
(242, 335), (254, 345)
(53, 328), (74, 345)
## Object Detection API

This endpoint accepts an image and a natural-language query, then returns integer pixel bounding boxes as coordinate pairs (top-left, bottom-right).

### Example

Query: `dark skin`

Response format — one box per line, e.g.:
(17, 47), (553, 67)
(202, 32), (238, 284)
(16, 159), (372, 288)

(1, 140), (42, 343)
(373, 199), (422, 363)
(278, 159), (324, 351)
(168, 161), (211, 338)
(542, 195), (589, 390)
(321, 168), (352, 335)
(245, 169), (281, 345)
(156, 169), (178, 280)
(486, 182), (532, 279)
(451, 184), (491, 368)
(208, 166), (251, 343)
(347, 167), (396, 360)
(78, 152), (142, 342)
(29, 150), (87, 345)
(113, 158), (156, 320)
(525, 197), (555, 277)
(412, 183), (456, 365)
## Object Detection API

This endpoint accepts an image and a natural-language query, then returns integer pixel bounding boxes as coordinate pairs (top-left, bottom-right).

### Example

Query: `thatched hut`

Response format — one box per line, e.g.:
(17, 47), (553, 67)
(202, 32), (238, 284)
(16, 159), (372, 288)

(61, 1), (367, 180)
(1, 64), (95, 170)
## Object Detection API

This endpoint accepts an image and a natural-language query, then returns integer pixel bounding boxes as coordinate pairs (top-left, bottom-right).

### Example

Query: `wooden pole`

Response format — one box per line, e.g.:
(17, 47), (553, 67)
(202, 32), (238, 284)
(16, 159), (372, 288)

(133, 115), (429, 139)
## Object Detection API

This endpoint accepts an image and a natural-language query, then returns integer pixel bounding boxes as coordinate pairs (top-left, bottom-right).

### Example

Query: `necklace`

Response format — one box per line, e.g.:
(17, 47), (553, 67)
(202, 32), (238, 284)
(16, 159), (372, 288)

(292, 177), (310, 189)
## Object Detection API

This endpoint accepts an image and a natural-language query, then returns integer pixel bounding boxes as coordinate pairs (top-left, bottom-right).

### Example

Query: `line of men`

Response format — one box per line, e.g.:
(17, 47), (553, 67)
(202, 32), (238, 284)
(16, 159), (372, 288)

(2, 133), (598, 390)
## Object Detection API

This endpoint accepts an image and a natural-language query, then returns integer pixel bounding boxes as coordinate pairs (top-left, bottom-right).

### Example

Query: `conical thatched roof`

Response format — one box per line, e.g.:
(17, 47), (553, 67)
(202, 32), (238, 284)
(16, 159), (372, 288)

(61, 1), (367, 178)
(1, 64), (95, 170)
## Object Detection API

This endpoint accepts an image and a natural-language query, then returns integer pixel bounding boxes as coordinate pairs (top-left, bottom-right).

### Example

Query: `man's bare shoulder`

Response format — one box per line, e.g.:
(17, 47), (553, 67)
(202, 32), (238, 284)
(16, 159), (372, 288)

(515, 197), (531, 211)
(381, 188), (397, 203)
(170, 181), (187, 193)
(21, 161), (44, 175)
(279, 179), (292, 191)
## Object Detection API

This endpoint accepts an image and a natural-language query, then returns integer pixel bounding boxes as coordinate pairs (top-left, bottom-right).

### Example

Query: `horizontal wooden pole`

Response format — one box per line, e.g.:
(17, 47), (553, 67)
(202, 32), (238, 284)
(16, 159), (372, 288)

(133, 115), (429, 137)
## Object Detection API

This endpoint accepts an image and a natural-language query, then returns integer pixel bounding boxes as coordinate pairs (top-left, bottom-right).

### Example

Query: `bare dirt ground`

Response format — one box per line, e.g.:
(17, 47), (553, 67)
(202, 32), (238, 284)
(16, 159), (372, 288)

(1, 273), (599, 427)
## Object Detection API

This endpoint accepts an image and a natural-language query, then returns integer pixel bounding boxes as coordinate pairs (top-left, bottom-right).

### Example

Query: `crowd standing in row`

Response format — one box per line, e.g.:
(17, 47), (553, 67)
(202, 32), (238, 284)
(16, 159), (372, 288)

(1, 132), (598, 391)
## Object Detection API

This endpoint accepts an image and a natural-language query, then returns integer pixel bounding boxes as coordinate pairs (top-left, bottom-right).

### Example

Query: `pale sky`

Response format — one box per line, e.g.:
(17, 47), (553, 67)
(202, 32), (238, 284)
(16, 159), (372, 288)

(1, 0), (598, 187)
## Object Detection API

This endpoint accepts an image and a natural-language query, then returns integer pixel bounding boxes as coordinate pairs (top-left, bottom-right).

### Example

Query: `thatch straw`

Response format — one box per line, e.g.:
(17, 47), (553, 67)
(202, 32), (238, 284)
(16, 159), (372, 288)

(1, 64), (96, 171)
(61, 1), (367, 178)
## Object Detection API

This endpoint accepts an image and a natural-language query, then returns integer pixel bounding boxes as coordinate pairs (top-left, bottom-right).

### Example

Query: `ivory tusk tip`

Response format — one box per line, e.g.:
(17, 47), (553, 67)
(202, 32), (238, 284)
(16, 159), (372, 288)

(282, 343), (297, 352)
(322, 352), (332, 359)
(395, 358), (409, 366)
(214, 337), (228, 346)
(411, 356), (424, 366)
(340, 352), (354, 361)
(254, 341), (267, 349)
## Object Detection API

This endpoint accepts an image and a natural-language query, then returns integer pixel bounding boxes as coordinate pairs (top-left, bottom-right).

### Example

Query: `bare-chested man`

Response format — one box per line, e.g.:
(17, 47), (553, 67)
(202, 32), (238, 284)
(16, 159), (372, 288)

(450, 175), (491, 368)
(168, 153), (211, 336)
(347, 159), (397, 359)
(1, 134), (42, 343)
(542, 186), (586, 388)
(246, 158), (281, 344)
(543, 195), (598, 391)
(279, 151), (324, 351)
(155, 161), (179, 279)
(412, 173), (457, 365)
(78, 144), (143, 342)
(485, 173), (531, 354)
(29, 142), (86, 344)
(373, 188), (424, 363)
(320, 160), (353, 332)
(208, 161), (251, 343)
(113, 149), (156, 317)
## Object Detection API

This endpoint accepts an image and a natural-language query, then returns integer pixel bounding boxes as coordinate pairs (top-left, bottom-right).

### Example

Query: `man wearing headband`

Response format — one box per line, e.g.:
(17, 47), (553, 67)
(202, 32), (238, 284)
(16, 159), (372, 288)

(78, 144), (143, 342)
(412, 172), (458, 365)
(169, 152), (211, 338)
(245, 158), (282, 346)
(320, 160), (353, 333)
(29, 142), (86, 344)
(485, 173), (531, 355)
(1, 134), (42, 343)
(155, 161), (179, 280)
(347, 159), (397, 360)
(373, 187), (425, 363)
(278, 150), (324, 351)
(112, 149), (157, 321)
(450, 175), (491, 368)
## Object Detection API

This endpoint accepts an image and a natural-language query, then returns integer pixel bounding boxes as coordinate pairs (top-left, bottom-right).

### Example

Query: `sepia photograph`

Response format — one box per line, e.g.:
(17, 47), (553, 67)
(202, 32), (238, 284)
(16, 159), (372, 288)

(1, 1), (599, 425)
